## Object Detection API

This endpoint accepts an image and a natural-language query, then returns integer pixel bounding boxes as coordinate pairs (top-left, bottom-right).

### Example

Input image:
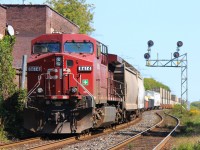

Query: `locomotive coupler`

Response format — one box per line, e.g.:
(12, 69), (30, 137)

(49, 111), (65, 124)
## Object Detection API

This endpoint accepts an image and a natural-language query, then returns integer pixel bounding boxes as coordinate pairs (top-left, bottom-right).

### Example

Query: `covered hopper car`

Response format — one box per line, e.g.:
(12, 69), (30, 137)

(24, 34), (145, 134)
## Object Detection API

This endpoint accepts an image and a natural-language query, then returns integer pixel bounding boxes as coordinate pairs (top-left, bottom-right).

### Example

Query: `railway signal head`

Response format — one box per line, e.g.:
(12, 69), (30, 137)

(144, 53), (150, 60)
(177, 41), (183, 47)
(147, 40), (154, 47)
(173, 52), (180, 58)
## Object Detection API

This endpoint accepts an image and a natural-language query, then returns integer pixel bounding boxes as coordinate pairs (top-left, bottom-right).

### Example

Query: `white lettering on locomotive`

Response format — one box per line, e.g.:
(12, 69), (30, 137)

(28, 66), (41, 72)
(78, 66), (92, 72)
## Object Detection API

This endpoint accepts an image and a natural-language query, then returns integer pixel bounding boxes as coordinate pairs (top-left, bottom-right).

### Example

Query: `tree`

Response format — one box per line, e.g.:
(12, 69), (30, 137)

(0, 36), (27, 138)
(144, 78), (171, 91)
(0, 36), (16, 101)
(46, 0), (95, 34)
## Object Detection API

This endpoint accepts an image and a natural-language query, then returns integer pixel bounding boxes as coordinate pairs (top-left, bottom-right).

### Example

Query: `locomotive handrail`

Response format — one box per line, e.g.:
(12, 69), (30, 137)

(27, 73), (45, 97)
(64, 72), (95, 108)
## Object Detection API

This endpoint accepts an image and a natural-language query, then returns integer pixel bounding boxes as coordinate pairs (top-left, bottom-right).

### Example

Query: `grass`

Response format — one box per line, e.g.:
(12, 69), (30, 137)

(0, 126), (8, 143)
(167, 104), (200, 149)
(171, 136), (200, 150)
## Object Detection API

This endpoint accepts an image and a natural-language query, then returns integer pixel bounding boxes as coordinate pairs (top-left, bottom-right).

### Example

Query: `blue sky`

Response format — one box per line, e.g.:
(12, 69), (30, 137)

(1, 0), (199, 102)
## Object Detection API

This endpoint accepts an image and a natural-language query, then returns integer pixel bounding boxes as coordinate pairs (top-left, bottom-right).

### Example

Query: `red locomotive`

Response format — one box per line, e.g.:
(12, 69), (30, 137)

(24, 33), (145, 134)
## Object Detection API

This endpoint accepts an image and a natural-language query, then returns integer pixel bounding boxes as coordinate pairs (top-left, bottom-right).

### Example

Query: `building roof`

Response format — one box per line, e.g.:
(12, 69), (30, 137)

(0, 4), (7, 9)
(3, 4), (79, 28)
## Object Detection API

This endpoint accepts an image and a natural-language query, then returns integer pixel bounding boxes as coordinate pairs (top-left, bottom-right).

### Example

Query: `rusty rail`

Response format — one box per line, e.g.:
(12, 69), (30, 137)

(0, 137), (41, 149)
(108, 112), (163, 150)
(152, 113), (180, 150)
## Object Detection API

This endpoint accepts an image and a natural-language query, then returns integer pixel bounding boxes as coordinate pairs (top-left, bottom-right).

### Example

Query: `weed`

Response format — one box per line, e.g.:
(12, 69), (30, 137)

(169, 102), (200, 149)
(127, 143), (134, 150)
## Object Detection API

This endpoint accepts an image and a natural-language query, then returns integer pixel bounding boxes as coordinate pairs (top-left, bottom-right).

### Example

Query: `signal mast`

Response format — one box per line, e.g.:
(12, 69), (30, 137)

(144, 41), (188, 110)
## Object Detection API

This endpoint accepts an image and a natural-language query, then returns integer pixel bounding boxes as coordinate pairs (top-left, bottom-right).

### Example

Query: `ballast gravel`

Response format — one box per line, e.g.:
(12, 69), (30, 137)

(61, 110), (161, 150)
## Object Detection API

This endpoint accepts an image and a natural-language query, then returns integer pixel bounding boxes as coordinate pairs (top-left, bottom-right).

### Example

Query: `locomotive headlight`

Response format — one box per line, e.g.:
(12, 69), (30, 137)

(70, 87), (77, 94)
(55, 56), (62, 66)
(37, 87), (43, 93)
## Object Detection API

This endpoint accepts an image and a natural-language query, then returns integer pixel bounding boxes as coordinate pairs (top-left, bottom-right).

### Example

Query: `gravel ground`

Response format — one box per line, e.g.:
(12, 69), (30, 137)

(61, 110), (162, 150)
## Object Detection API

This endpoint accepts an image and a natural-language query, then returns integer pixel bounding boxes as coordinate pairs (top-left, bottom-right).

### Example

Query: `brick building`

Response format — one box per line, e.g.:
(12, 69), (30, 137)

(4, 4), (79, 68)
(0, 5), (6, 39)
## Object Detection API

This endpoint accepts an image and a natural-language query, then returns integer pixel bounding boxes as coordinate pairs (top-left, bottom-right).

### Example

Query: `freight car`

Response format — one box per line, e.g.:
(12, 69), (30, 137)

(24, 33), (145, 134)
(145, 90), (161, 109)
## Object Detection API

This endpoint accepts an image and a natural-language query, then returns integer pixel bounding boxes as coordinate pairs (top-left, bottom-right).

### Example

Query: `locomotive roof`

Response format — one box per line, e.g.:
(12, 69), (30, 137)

(32, 34), (97, 43)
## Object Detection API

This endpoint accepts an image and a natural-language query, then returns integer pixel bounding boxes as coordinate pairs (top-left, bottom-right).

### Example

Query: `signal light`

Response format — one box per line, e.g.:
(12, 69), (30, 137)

(174, 52), (179, 58)
(144, 53), (150, 59)
(147, 40), (154, 47)
(177, 41), (183, 47)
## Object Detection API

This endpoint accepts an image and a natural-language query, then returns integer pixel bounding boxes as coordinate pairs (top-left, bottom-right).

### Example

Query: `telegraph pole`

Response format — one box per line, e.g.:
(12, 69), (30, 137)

(144, 41), (188, 111)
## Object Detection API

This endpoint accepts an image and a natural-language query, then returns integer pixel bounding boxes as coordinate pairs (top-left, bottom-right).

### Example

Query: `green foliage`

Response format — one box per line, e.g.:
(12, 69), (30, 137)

(0, 127), (8, 142)
(169, 105), (200, 149)
(169, 104), (200, 135)
(190, 101), (200, 109)
(127, 143), (134, 150)
(0, 36), (16, 100)
(144, 78), (171, 91)
(46, 0), (95, 34)
(0, 36), (27, 139)
(173, 142), (200, 150)
(0, 89), (27, 138)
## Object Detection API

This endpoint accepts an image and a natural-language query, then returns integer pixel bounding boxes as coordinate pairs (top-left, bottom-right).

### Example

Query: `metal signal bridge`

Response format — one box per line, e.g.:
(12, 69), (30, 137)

(144, 40), (188, 105)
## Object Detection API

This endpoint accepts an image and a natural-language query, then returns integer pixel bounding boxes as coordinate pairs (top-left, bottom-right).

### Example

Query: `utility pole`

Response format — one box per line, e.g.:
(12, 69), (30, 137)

(144, 41), (188, 112)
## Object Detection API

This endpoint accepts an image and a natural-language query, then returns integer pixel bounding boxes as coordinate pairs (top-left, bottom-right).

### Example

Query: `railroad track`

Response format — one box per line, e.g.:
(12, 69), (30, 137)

(108, 112), (180, 150)
(0, 117), (142, 150)
(0, 137), (41, 149)
(27, 118), (142, 150)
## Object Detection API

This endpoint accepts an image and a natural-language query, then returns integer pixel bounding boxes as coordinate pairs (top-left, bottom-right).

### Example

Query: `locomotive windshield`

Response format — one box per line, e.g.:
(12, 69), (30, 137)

(64, 42), (93, 54)
(33, 42), (60, 54)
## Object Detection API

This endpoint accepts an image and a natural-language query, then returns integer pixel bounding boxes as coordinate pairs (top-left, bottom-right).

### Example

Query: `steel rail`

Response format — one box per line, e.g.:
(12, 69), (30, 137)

(108, 112), (163, 150)
(152, 113), (180, 150)
(27, 118), (142, 150)
(0, 137), (41, 149)
(27, 137), (76, 150)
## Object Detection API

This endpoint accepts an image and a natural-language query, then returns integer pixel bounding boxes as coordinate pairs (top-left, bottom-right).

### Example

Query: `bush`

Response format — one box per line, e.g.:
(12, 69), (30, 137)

(0, 36), (16, 101)
(174, 142), (200, 150)
(193, 142), (200, 149)
(0, 89), (27, 139)
(169, 103), (200, 149)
